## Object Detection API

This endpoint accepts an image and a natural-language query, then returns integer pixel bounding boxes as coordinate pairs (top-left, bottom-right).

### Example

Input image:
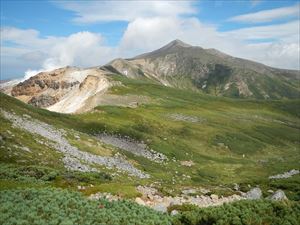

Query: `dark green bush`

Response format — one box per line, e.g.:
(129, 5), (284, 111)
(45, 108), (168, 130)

(0, 188), (171, 225)
(0, 163), (112, 185)
(172, 200), (300, 225)
(0, 164), (59, 182)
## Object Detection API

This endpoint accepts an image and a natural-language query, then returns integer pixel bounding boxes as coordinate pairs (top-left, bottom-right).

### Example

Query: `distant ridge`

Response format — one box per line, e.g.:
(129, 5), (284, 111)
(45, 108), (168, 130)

(107, 39), (300, 99)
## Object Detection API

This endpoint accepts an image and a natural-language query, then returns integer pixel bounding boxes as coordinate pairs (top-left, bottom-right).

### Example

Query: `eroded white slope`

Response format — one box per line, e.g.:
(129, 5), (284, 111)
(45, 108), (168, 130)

(47, 75), (111, 113)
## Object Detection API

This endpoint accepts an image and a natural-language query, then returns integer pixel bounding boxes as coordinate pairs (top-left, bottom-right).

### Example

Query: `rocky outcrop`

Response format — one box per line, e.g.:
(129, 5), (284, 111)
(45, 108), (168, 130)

(11, 74), (79, 97)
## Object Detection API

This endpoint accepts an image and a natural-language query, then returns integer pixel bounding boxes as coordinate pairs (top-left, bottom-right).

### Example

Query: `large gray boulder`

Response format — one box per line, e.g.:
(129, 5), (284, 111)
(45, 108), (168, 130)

(153, 203), (167, 213)
(269, 190), (288, 201)
(245, 187), (262, 199)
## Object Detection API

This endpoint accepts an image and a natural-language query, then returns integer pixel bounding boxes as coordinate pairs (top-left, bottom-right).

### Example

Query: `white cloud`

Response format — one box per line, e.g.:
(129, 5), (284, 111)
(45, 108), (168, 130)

(225, 20), (299, 42)
(1, 27), (117, 79)
(229, 3), (300, 23)
(119, 17), (299, 70)
(243, 42), (300, 70)
(1, 27), (61, 50)
(55, 0), (196, 23)
(45, 31), (114, 68)
(119, 16), (240, 56)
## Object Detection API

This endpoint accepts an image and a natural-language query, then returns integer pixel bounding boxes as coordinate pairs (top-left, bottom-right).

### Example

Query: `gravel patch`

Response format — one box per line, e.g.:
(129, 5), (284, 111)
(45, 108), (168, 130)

(97, 133), (167, 163)
(1, 110), (149, 178)
(168, 113), (204, 123)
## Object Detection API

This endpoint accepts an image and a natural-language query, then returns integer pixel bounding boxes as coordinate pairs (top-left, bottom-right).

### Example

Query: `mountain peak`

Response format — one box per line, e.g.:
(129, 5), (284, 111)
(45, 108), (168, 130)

(132, 39), (191, 59)
(165, 39), (191, 48)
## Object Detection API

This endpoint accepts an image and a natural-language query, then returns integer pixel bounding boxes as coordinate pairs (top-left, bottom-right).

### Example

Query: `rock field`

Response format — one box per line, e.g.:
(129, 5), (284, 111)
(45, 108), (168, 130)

(1, 110), (149, 178)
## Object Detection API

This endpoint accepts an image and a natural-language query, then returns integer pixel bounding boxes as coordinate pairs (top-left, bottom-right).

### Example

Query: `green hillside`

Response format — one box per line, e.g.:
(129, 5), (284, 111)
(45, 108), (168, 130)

(1, 74), (299, 198)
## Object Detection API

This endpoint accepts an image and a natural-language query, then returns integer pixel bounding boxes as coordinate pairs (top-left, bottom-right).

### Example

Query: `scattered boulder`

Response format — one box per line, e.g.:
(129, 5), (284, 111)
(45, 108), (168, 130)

(135, 197), (146, 206)
(170, 210), (179, 216)
(269, 190), (288, 201)
(245, 187), (262, 200)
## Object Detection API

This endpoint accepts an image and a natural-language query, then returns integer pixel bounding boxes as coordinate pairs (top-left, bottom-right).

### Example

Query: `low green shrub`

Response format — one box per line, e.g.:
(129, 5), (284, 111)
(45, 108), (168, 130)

(0, 164), (112, 185)
(172, 200), (300, 225)
(0, 164), (59, 183)
(0, 188), (172, 225)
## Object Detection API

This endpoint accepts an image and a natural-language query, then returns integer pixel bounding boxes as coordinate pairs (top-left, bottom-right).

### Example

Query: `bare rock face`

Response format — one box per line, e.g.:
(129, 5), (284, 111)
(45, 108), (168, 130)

(4, 67), (119, 113)
(28, 95), (58, 107)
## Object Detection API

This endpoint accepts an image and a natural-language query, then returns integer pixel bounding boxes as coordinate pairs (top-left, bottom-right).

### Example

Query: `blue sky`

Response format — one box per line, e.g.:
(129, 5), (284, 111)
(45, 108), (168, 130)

(1, 0), (299, 79)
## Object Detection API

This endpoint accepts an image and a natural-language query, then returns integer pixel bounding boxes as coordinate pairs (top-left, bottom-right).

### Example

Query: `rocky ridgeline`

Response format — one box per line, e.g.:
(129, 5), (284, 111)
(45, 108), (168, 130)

(269, 169), (299, 179)
(97, 133), (167, 163)
(1, 110), (149, 178)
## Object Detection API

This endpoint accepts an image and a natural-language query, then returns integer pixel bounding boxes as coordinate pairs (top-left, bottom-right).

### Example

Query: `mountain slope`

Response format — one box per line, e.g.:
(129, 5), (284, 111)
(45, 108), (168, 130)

(1, 75), (300, 199)
(105, 40), (300, 99)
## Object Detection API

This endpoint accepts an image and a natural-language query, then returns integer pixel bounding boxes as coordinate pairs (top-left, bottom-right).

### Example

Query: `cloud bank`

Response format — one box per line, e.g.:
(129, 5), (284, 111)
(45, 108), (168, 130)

(229, 3), (300, 23)
(1, 27), (116, 79)
(55, 1), (196, 23)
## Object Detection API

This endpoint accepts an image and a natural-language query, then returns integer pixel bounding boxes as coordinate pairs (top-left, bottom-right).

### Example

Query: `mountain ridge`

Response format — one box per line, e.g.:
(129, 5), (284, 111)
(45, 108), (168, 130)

(1, 39), (299, 113)
(106, 39), (300, 99)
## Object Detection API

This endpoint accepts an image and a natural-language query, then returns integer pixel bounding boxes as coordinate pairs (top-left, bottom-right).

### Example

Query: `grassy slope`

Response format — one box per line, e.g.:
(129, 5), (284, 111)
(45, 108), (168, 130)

(0, 74), (299, 198)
